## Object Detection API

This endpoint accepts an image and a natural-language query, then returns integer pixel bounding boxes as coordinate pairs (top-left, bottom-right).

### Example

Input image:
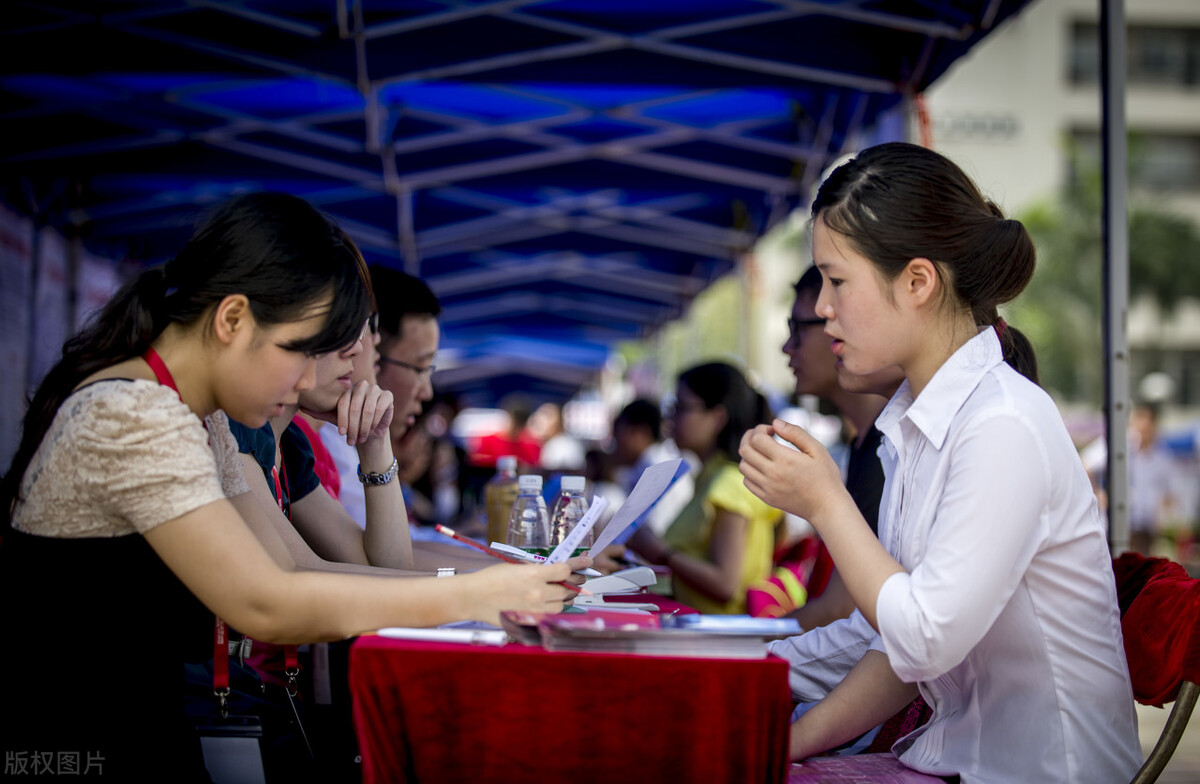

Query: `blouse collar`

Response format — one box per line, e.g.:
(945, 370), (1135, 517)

(877, 326), (1003, 452)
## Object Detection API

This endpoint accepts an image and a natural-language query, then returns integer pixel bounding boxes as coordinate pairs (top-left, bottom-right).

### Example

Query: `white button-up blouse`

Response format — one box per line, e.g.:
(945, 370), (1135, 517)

(770, 328), (1142, 784)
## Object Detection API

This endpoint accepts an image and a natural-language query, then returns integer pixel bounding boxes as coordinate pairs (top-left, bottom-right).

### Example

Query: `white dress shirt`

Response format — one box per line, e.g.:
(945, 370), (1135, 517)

(318, 424), (367, 529)
(769, 328), (1141, 783)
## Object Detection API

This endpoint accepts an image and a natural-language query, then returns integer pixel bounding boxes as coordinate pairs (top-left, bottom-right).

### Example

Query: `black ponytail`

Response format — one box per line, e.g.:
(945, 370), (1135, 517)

(3, 191), (370, 527)
(812, 142), (1036, 317)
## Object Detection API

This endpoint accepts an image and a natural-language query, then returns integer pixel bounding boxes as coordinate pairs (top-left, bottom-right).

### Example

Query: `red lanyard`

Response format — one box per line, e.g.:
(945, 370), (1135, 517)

(144, 347), (301, 700)
(267, 461), (301, 688)
(144, 347), (235, 709)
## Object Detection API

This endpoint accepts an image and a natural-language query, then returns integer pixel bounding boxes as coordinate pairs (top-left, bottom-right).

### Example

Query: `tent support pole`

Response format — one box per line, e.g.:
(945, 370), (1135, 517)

(1100, 0), (1130, 555)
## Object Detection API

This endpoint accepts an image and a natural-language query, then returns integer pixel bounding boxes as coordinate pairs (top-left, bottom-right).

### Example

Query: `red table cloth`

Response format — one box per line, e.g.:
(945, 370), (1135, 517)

(350, 635), (793, 783)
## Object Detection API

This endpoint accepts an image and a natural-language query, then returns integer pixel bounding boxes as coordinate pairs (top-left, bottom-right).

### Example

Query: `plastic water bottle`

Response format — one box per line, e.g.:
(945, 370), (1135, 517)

(506, 474), (549, 556)
(484, 455), (520, 546)
(548, 475), (591, 555)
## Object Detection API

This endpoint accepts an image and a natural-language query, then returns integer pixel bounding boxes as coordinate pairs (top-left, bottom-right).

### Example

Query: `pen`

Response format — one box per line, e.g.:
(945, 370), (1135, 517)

(433, 525), (590, 595)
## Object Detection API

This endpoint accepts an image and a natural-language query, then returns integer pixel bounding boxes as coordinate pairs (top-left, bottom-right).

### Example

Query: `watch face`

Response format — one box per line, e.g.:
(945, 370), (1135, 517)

(359, 458), (399, 485)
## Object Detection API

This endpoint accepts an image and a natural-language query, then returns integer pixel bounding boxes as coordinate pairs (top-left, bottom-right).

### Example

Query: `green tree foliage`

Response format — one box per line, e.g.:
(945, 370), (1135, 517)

(1010, 146), (1200, 406)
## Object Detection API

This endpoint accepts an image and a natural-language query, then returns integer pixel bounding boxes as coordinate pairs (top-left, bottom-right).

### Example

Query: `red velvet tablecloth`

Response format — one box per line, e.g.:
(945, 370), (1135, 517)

(350, 635), (793, 784)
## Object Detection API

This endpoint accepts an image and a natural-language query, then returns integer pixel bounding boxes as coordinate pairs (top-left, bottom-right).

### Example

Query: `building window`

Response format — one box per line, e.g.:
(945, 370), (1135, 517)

(1070, 22), (1200, 88)
(1070, 130), (1200, 193)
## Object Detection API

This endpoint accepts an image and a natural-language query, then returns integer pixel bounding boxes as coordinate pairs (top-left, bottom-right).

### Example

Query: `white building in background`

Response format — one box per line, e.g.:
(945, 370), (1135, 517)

(925, 0), (1200, 422)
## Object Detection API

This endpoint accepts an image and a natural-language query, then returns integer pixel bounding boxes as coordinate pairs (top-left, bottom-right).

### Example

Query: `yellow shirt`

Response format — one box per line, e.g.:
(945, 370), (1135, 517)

(663, 456), (783, 614)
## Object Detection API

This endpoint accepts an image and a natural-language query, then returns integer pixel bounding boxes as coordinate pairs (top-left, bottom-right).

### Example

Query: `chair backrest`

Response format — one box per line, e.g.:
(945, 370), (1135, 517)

(1111, 552), (1200, 784)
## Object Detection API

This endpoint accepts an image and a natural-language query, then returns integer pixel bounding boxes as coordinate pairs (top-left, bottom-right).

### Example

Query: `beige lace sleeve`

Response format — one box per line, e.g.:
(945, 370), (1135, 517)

(205, 410), (250, 498)
(13, 380), (229, 538)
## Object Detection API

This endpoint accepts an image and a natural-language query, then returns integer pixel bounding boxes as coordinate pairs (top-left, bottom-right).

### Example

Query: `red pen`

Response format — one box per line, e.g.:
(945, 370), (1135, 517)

(434, 525), (590, 595)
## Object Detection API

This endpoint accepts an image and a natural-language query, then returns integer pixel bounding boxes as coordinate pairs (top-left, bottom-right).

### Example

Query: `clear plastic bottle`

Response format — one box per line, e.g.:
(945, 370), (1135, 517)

(484, 455), (520, 546)
(548, 475), (592, 555)
(506, 474), (549, 556)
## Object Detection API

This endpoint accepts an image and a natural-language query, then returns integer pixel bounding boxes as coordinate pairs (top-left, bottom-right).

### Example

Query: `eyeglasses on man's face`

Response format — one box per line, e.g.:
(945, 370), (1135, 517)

(378, 356), (437, 378)
(787, 316), (826, 339)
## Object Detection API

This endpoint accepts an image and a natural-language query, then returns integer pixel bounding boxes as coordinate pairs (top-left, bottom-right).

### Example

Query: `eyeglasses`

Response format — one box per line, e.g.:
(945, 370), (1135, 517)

(367, 312), (380, 336)
(378, 356), (437, 378)
(787, 316), (826, 338)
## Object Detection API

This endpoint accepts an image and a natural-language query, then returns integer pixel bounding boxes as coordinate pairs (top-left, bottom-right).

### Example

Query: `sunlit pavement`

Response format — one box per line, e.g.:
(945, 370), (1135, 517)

(1137, 701), (1200, 784)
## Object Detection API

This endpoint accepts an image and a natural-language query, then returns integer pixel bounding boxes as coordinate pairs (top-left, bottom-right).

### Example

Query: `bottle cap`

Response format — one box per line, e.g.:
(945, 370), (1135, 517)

(497, 455), (517, 473)
(517, 474), (543, 493)
(560, 475), (586, 493)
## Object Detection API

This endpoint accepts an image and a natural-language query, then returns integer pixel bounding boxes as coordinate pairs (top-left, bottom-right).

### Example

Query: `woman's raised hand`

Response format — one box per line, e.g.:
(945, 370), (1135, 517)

(738, 419), (847, 524)
(304, 380), (394, 445)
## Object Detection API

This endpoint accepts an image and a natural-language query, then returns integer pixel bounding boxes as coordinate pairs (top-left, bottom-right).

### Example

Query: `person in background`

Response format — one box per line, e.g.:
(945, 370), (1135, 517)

(622, 362), (783, 614)
(306, 263), (483, 563)
(583, 446), (627, 532)
(611, 397), (695, 537)
(1127, 401), (1177, 556)
(407, 393), (473, 530)
(0, 191), (586, 781)
(309, 313), (378, 525)
(777, 264), (903, 630)
(235, 253), (496, 573)
(739, 142), (1139, 780)
(532, 401), (587, 472)
(371, 266), (440, 446)
(471, 391), (541, 470)
(1083, 400), (1177, 556)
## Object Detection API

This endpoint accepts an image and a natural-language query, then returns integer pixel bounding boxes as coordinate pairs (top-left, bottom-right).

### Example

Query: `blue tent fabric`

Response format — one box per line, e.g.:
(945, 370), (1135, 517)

(2, 0), (1036, 406)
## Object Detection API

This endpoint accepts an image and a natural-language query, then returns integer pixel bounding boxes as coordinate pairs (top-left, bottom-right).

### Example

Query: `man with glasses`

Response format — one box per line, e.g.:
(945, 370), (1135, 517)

(779, 264), (902, 630)
(370, 265), (441, 444)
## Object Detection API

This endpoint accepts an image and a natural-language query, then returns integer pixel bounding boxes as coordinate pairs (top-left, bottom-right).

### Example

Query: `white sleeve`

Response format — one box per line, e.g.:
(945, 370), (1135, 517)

(876, 410), (1050, 682)
(767, 611), (880, 702)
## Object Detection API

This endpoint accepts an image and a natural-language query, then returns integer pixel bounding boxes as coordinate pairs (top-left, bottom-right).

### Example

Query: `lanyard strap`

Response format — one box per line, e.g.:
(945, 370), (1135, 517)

(269, 458), (302, 692)
(143, 347), (237, 710)
(147, 347), (302, 699)
(213, 618), (230, 714)
(143, 346), (179, 394)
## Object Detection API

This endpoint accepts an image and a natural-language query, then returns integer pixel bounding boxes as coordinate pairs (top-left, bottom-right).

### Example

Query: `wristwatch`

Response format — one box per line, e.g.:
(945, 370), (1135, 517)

(357, 458), (399, 486)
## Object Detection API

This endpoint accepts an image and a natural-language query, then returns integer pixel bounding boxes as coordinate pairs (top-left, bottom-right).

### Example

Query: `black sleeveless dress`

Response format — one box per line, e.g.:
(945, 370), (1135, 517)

(0, 527), (214, 782)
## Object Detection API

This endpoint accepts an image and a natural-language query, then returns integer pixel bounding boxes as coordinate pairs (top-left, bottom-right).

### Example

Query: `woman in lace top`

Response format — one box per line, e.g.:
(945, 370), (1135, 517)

(0, 191), (587, 780)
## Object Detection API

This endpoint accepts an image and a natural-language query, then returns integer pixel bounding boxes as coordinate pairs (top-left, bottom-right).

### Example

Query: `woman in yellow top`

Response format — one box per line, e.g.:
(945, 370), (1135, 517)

(627, 362), (782, 614)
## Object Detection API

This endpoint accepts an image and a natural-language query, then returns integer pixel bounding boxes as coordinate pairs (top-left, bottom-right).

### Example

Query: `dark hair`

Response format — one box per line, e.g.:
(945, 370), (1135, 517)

(615, 398), (662, 442)
(3, 191), (370, 525)
(497, 392), (534, 429)
(340, 228), (376, 313)
(677, 362), (773, 459)
(1133, 400), (1160, 420)
(1002, 323), (1040, 386)
(369, 265), (441, 340)
(793, 264), (823, 300)
(812, 142), (1035, 360)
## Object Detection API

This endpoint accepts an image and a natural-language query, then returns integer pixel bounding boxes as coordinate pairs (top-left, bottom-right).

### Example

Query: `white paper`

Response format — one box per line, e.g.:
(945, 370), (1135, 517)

(376, 627), (508, 646)
(544, 495), (609, 564)
(585, 457), (686, 558)
(488, 540), (602, 575)
(488, 542), (546, 562)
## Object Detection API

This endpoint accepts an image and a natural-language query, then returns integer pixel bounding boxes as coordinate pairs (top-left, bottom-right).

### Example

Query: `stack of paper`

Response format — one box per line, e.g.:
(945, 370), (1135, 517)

(534, 613), (800, 659)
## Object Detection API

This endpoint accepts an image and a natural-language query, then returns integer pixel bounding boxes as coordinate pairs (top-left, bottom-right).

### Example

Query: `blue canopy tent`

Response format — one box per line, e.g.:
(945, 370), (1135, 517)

(2, 0), (1038, 408)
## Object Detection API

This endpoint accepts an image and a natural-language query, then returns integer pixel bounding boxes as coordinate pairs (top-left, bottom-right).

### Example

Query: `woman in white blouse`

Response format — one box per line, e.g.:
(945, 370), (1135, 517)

(739, 142), (1141, 783)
